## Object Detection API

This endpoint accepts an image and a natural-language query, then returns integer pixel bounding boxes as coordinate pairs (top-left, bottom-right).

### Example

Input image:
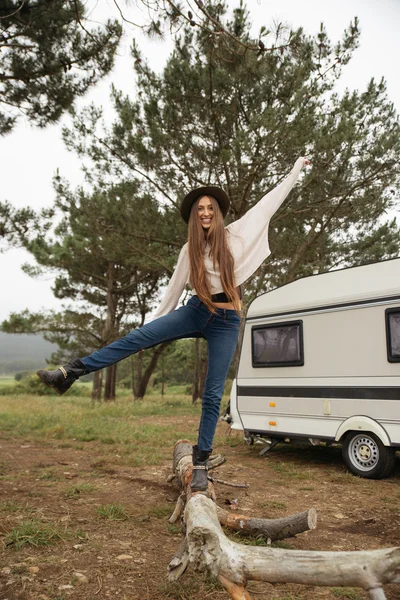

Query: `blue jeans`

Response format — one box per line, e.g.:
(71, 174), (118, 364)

(81, 296), (241, 451)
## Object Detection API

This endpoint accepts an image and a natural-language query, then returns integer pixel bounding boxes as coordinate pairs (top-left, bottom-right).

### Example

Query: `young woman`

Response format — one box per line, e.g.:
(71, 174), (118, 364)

(37, 156), (309, 491)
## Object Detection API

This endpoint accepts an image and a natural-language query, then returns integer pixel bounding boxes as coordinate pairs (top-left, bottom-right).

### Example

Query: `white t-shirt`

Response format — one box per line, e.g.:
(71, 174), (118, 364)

(153, 157), (306, 319)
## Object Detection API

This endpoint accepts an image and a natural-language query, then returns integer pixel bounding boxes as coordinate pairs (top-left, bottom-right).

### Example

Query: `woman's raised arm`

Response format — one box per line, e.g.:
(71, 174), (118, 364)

(226, 157), (308, 237)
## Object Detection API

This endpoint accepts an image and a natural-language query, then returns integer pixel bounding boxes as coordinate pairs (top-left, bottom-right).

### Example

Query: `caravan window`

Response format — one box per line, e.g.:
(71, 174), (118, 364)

(252, 320), (304, 367)
(386, 308), (400, 362)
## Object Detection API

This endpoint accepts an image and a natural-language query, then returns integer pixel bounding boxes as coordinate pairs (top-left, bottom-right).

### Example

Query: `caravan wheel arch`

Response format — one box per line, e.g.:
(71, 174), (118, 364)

(335, 416), (391, 446)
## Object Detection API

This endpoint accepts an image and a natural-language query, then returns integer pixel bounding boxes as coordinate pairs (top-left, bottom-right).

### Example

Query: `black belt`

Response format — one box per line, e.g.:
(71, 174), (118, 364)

(193, 288), (242, 304)
(211, 292), (230, 303)
(211, 287), (243, 303)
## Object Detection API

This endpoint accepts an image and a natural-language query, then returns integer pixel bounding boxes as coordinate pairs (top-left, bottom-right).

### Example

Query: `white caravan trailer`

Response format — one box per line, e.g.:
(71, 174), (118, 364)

(230, 258), (400, 479)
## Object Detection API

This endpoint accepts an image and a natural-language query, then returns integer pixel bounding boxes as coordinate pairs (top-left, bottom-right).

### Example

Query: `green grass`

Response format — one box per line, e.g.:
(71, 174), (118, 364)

(158, 577), (224, 599)
(259, 500), (286, 510)
(64, 483), (96, 499)
(167, 523), (181, 535)
(227, 532), (268, 547)
(27, 490), (43, 498)
(38, 469), (58, 480)
(0, 392), (233, 465)
(226, 530), (296, 548)
(269, 461), (310, 481)
(236, 536), (272, 546)
(4, 519), (65, 549)
(0, 500), (26, 513)
(271, 539), (295, 549)
(97, 503), (129, 520)
(146, 503), (173, 519)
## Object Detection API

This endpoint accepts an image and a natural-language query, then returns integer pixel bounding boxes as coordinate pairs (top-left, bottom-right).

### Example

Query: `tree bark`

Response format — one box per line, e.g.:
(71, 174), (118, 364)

(104, 363), (117, 401)
(91, 370), (103, 402)
(102, 262), (118, 402)
(216, 505), (317, 541)
(130, 356), (135, 393)
(133, 343), (169, 400)
(161, 354), (165, 396)
(192, 338), (201, 404)
(133, 351), (142, 399)
(199, 343), (207, 398)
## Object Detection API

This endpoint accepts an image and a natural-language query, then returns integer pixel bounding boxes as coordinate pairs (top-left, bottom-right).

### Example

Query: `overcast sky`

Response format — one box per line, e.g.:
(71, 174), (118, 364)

(1, 0), (400, 323)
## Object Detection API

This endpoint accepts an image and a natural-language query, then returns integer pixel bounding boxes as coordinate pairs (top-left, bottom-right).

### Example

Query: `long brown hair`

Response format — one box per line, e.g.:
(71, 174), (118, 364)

(187, 195), (241, 314)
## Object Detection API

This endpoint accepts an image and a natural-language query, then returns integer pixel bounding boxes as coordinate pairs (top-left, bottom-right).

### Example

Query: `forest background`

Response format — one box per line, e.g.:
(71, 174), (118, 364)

(1, 0), (399, 402)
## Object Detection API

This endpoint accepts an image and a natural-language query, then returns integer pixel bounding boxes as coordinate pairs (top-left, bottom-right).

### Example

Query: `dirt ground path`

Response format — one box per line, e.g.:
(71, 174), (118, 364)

(0, 430), (399, 600)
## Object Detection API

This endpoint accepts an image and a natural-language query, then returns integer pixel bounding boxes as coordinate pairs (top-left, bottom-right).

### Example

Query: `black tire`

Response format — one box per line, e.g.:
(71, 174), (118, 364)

(342, 431), (396, 479)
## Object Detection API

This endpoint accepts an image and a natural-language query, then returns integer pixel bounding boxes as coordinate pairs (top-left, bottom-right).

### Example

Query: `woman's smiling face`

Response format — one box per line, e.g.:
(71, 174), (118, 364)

(197, 196), (214, 229)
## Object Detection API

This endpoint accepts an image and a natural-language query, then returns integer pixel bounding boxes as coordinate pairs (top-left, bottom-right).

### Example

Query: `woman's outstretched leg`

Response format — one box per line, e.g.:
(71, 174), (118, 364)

(190, 309), (240, 491)
(37, 302), (203, 395)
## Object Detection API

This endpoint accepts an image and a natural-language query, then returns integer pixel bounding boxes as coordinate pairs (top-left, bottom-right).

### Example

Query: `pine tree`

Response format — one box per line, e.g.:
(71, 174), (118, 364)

(2, 178), (175, 400)
(0, 0), (122, 134)
(0, 202), (53, 251)
(64, 3), (400, 303)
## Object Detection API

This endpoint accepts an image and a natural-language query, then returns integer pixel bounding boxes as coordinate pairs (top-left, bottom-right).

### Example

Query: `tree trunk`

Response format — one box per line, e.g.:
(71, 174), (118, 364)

(104, 363), (117, 401)
(216, 505), (317, 541)
(91, 370), (103, 403)
(102, 262), (118, 402)
(192, 338), (201, 404)
(104, 263), (118, 338)
(133, 351), (142, 399)
(168, 441), (400, 600)
(133, 343), (169, 400)
(199, 349), (207, 398)
(130, 356), (135, 392)
(161, 355), (165, 397)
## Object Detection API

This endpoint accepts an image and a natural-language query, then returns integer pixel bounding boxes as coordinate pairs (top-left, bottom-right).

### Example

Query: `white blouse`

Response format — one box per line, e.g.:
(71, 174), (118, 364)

(153, 157), (306, 319)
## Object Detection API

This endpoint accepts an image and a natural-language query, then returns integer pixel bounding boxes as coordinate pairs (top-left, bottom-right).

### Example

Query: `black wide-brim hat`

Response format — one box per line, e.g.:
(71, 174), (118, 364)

(180, 186), (230, 224)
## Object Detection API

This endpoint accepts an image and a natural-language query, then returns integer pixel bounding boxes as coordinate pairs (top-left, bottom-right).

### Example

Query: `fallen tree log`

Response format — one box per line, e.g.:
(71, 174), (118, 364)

(186, 494), (400, 599)
(168, 440), (400, 600)
(169, 440), (316, 540)
(216, 505), (317, 541)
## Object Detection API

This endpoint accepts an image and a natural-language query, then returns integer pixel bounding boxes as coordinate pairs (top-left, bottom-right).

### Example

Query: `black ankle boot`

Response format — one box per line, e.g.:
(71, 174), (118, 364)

(190, 445), (212, 492)
(37, 358), (87, 396)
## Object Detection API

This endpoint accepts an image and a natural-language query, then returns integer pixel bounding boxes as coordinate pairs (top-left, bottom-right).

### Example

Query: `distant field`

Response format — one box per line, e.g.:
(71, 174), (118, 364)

(0, 377), (15, 387)
(0, 375), (185, 393)
(0, 377), (88, 389)
(0, 376), (100, 391)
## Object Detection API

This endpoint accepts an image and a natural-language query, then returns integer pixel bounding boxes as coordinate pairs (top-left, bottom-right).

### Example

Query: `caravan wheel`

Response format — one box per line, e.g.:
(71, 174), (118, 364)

(342, 432), (396, 479)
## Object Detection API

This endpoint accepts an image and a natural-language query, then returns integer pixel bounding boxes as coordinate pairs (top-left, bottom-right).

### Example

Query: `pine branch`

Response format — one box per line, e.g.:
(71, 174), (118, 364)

(0, 0), (25, 20)
(101, 223), (182, 249)
(112, 0), (142, 28)
(91, 131), (179, 208)
(103, 229), (175, 275)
